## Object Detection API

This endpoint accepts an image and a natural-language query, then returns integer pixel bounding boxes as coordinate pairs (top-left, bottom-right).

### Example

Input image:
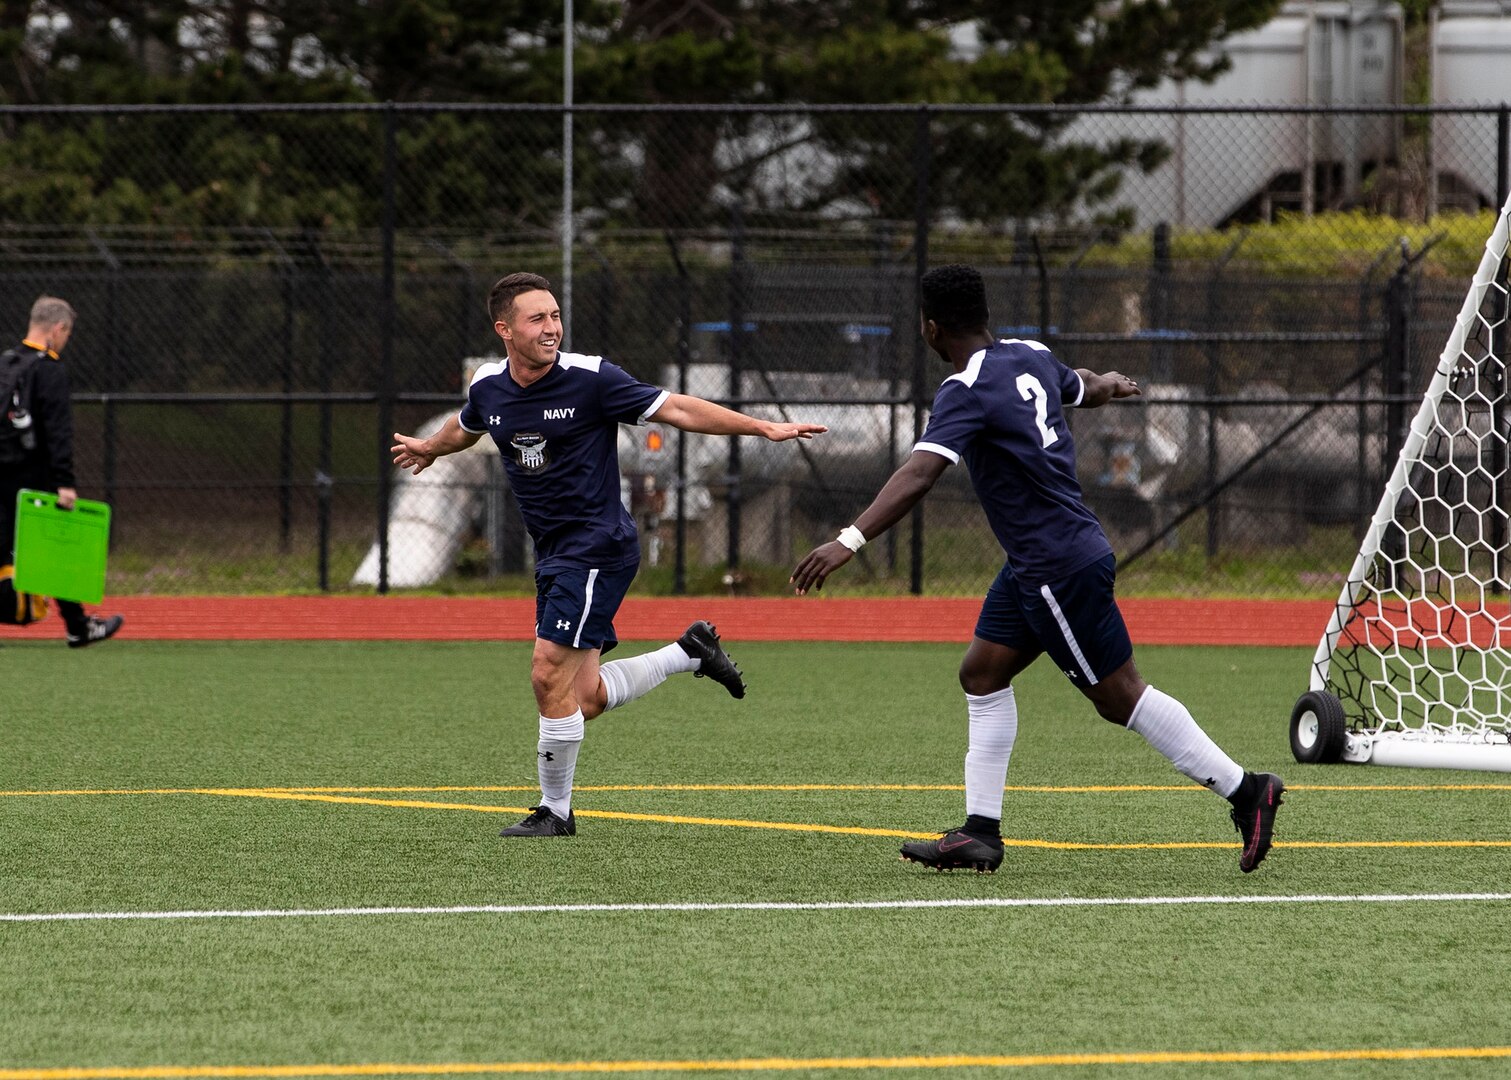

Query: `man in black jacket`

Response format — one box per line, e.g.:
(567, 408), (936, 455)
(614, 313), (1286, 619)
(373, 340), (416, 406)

(1, 296), (122, 647)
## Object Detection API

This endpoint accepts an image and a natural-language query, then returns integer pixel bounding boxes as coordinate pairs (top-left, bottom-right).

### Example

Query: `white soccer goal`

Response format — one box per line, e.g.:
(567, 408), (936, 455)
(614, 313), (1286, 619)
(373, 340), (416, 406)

(1293, 191), (1511, 772)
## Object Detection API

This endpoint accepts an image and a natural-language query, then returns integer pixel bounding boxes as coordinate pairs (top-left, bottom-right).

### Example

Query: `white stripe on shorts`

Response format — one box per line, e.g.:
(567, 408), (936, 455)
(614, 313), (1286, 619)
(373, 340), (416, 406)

(573, 568), (599, 649)
(1039, 583), (1097, 686)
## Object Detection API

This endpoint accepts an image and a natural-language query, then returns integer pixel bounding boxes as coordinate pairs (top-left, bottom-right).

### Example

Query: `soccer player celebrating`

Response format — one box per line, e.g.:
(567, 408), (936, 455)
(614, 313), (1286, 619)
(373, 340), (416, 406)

(790, 264), (1283, 875)
(394, 272), (825, 838)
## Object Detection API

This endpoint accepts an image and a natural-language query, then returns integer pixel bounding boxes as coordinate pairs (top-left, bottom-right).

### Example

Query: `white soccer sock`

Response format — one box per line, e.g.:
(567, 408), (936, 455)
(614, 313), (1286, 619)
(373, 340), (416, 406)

(964, 686), (1019, 820)
(598, 642), (700, 712)
(1126, 686), (1243, 798)
(536, 710), (585, 817)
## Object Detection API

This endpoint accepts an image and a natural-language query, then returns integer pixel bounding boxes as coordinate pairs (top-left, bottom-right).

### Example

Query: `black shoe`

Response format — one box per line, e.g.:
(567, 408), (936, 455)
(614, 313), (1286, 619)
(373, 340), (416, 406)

(66, 614), (123, 649)
(900, 828), (1004, 874)
(1230, 772), (1285, 873)
(499, 805), (576, 837)
(677, 620), (746, 699)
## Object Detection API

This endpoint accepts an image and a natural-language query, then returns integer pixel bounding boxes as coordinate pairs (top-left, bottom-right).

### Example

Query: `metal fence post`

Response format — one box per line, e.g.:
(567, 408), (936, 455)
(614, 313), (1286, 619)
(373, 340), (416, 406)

(910, 106), (931, 596)
(1149, 222), (1172, 384)
(726, 205), (746, 574)
(1203, 232), (1246, 558)
(1204, 264), (1221, 558)
(88, 231), (121, 522)
(1380, 256), (1414, 586)
(1383, 263), (1411, 473)
(664, 232), (692, 595)
(875, 219), (900, 575)
(269, 234), (296, 555)
(376, 103), (397, 594)
(1010, 219), (1031, 330)
(1498, 104), (1509, 213)
(316, 249), (335, 593)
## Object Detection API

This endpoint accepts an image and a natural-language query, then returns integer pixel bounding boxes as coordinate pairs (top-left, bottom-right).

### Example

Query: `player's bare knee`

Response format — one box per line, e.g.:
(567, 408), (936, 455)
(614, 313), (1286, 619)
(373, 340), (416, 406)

(530, 655), (570, 703)
(1092, 698), (1133, 726)
(959, 666), (1012, 697)
(1087, 666), (1146, 726)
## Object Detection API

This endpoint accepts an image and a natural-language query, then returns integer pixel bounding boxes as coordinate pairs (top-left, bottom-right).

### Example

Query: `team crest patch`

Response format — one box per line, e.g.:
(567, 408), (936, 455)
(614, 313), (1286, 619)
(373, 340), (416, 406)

(510, 431), (550, 471)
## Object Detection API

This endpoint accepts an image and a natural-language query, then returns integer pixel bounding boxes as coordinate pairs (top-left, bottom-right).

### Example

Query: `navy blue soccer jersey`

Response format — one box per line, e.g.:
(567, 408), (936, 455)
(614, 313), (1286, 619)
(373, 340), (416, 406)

(458, 352), (669, 573)
(914, 338), (1112, 584)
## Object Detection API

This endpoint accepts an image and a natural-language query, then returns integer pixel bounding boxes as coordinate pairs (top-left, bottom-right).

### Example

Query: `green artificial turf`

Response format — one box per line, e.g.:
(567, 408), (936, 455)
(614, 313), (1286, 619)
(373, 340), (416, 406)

(2, 641), (1509, 1078)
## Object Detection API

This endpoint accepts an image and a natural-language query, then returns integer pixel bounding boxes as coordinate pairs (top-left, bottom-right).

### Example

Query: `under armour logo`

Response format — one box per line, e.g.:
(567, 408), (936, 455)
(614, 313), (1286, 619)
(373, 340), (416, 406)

(556, 619), (571, 630)
(1064, 669), (1079, 681)
(538, 750), (555, 761)
(488, 415), (501, 425)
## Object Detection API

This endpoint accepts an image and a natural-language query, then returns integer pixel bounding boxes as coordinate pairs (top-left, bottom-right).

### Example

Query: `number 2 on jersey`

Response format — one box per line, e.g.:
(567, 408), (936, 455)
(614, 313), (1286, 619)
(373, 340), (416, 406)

(1016, 373), (1059, 448)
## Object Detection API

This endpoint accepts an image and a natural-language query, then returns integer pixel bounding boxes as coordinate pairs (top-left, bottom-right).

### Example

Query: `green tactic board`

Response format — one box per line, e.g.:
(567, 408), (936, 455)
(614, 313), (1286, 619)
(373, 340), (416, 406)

(12, 489), (111, 604)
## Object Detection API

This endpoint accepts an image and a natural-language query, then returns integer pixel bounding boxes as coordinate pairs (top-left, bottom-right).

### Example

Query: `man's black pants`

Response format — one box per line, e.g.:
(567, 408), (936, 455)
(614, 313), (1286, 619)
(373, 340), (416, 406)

(0, 476), (88, 634)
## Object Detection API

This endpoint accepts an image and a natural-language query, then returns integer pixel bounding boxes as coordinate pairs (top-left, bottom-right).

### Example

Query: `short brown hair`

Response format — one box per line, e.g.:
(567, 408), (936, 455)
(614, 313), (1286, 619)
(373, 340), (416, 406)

(487, 272), (552, 323)
(30, 295), (77, 330)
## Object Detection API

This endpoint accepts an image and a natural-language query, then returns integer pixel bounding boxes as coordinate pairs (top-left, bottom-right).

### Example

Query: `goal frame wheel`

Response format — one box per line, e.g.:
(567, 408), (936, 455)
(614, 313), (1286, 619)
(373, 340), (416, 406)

(1290, 690), (1348, 764)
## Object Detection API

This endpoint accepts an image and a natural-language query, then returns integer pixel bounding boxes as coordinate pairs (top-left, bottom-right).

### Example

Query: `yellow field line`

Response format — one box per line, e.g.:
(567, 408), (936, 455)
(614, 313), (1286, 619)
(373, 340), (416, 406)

(198, 790), (947, 841)
(4, 1044), (1511, 1079)
(4, 781), (1511, 798)
(194, 789), (1511, 850)
(3, 784), (1507, 849)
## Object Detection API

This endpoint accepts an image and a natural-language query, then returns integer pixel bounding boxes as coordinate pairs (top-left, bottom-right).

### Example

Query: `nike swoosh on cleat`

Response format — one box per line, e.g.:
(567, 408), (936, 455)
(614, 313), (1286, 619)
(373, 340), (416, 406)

(1243, 813), (1261, 860)
(938, 837), (977, 853)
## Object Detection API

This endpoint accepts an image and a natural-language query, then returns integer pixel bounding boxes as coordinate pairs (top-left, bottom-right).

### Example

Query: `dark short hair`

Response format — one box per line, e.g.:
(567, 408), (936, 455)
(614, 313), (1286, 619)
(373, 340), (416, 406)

(487, 272), (553, 323)
(920, 264), (989, 334)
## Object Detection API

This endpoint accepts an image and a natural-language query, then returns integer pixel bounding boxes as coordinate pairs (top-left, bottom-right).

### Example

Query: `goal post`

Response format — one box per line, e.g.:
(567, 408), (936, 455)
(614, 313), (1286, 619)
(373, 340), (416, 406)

(1295, 191), (1511, 772)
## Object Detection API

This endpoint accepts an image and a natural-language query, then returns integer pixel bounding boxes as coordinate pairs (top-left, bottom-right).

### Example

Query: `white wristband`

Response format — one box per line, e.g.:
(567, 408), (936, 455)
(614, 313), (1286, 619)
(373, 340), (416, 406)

(836, 525), (867, 553)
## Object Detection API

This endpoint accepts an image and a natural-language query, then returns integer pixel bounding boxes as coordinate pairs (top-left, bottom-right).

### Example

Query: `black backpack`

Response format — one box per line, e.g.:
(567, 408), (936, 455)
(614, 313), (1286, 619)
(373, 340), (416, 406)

(0, 346), (39, 467)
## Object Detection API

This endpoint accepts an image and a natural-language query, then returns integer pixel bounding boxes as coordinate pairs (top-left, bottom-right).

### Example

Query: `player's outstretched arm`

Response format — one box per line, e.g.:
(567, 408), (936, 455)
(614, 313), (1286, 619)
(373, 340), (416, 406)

(1077, 370), (1142, 409)
(391, 414), (484, 475)
(790, 450), (950, 595)
(652, 394), (826, 441)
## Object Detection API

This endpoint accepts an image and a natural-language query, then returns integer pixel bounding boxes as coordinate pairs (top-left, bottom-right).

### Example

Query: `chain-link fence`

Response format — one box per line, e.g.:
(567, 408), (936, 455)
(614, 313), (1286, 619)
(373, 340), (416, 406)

(1, 103), (1508, 597)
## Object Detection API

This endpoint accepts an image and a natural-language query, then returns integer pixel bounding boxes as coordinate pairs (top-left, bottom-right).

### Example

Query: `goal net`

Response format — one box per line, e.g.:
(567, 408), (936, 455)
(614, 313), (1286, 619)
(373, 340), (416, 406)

(1298, 192), (1511, 772)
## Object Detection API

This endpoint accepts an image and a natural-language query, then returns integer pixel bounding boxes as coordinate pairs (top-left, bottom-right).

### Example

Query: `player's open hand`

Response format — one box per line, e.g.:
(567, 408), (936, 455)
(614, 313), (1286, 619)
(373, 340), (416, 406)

(1104, 372), (1141, 399)
(391, 432), (436, 475)
(762, 421), (828, 442)
(790, 541), (852, 595)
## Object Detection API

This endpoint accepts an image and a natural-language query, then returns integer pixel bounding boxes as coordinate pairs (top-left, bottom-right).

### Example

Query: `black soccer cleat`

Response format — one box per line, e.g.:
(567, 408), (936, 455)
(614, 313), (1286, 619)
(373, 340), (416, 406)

(1230, 771), (1285, 873)
(66, 614), (123, 649)
(677, 620), (746, 699)
(499, 805), (577, 837)
(900, 828), (1005, 874)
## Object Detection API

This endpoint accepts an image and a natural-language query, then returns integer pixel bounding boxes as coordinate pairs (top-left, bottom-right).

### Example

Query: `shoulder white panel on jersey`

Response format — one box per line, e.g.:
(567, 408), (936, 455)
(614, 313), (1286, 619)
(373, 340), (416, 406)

(943, 348), (988, 389)
(556, 352), (605, 373)
(468, 360), (506, 387)
(1000, 337), (1053, 353)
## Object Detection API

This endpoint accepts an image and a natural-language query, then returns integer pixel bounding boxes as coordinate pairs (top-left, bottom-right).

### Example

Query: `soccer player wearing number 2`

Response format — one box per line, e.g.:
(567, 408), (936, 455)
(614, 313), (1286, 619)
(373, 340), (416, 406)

(790, 264), (1284, 875)
(394, 272), (826, 839)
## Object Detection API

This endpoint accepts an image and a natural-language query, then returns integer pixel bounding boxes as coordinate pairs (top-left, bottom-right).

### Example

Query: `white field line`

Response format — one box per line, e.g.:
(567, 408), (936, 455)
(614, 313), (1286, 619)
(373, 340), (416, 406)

(4, 892), (1510, 924)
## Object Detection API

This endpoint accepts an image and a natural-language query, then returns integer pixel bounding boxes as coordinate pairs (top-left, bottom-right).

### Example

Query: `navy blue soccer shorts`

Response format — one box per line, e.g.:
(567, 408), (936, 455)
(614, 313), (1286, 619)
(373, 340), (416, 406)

(974, 554), (1133, 687)
(535, 564), (639, 654)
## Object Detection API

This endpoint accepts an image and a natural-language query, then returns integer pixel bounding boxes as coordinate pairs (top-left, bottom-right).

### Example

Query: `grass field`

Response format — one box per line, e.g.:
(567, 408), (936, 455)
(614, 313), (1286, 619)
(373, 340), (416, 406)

(3, 640), (1511, 1078)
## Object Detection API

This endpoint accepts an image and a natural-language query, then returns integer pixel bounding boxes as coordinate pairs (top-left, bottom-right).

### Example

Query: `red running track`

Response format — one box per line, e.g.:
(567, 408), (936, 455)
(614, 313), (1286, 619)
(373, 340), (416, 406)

(0, 596), (1336, 646)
